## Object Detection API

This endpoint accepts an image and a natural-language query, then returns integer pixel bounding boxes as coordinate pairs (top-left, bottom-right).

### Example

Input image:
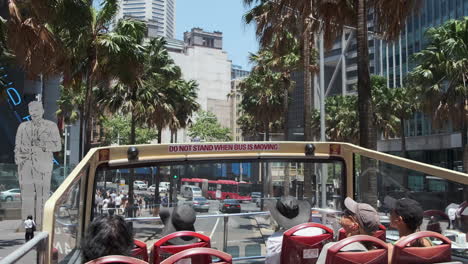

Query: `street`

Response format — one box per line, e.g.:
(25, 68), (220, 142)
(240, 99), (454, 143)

(132, 196), (269, 259)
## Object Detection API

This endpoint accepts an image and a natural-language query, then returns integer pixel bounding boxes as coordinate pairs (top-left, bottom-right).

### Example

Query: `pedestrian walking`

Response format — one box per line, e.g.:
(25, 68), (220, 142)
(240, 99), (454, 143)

(24, 215), (36, 242)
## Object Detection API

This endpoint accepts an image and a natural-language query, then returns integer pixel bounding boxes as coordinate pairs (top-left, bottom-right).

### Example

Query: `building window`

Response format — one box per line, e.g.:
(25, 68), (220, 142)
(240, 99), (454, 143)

(202, 37), (214, 48)
(408, 175), (424, 192)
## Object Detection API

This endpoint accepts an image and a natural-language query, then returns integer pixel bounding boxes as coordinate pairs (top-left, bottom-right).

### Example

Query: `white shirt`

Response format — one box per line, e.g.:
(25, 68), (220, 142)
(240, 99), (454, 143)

(24, 219), (36, 229)
(316, 241), (367, 264)
(115, 196), (122, 206)
(265, 227), (323, 264)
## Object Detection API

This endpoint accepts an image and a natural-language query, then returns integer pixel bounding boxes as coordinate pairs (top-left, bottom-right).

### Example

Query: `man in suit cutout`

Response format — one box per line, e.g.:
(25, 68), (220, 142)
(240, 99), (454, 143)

(15, 101), (61, 227)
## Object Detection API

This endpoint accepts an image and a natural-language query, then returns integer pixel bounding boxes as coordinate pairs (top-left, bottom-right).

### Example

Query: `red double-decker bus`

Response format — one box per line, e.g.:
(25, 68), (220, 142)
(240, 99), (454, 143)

(181, 178), (252, 201)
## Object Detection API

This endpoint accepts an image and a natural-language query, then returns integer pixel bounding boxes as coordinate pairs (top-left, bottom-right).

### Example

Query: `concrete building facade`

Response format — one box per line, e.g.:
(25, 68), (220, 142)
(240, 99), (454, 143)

(116, 0), (176, 38)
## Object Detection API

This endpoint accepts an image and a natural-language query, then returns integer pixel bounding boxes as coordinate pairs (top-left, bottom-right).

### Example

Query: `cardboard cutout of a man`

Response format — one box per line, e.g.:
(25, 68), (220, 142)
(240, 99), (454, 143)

(15, 101), (61, 227)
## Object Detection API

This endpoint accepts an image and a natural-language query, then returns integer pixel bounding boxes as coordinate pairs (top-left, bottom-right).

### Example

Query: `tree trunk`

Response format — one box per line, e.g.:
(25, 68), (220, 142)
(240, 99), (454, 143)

(153, 166), (161, 215)
(283, 83), (289, 141)
(82, 75), (94, 158)
(264, 122), (270, 141)
(400, 118), (407, 158)
(175, 130), (178, 143)
(130, 112), (136, 144)
(157, 127), (163, 144)
(303, 22), (313, 142)
(302, 19), (314, 205)
(400, 117), (409, 190)
(78, 104), (84, 160)
(283, 81), (291, 196)
(462, 100), (468, 201)
(356, 0), (377, 207)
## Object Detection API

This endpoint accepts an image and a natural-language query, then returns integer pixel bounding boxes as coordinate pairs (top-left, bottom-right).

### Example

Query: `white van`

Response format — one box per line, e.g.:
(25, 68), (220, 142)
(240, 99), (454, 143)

(159, 182), (170, 192)
(181, 185), (202, 198)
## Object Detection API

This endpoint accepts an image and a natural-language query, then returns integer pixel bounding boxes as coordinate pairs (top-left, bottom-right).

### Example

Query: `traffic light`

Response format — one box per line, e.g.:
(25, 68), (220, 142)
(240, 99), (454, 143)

(173, 175), (178, 180)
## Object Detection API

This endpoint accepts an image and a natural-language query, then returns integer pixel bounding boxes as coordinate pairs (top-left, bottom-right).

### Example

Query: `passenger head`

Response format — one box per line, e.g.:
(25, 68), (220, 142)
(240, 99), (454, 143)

(81, 215), (133, 262)
(160, 205), (197, 245)
(386, 197), (424, 234)
(267, 196), (311, 231)
(341, 197), (380, 236)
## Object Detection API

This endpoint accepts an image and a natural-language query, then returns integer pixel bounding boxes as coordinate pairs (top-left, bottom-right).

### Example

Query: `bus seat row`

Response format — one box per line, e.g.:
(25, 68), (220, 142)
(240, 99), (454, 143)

(85, 248), (232, 264)
(87, 224), (455, 264)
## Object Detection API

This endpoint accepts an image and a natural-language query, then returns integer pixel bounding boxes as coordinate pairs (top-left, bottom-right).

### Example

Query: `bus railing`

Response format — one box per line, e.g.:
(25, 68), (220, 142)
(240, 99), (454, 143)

(125, 208), (341, 260)
(0, 231), (49, 264)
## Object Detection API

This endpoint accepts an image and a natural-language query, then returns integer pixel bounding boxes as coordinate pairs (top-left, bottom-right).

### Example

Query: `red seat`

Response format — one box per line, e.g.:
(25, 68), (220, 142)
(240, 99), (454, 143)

(85, 255), (149, 264)
(338, 224), (386, 241)
(392, 231), (452, 264)
(326, 235), (388, 264)
(160, 248), (232, 264)
(280, 223), (334, 264)
(151, 231), (211, 264)
(132, 239), (149, 261)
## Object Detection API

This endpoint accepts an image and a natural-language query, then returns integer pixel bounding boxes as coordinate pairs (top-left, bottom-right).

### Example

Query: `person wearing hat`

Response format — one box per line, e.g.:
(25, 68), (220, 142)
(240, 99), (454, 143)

(316, 197), (381, 264)
(159, 205), (198, 245)
(265, 196), (323, 264)
(384, 196), (432, 263)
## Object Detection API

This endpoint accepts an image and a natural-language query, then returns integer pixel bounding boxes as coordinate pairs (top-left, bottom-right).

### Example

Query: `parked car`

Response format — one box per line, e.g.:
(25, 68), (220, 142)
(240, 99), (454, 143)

(134, 181), (147, 190)
(219, 199), (241, 213)
(181, 185), (202, 198)
(0, 188), (21, 201)
(148, 184), (156, 193)
(251, 192), (261, 206)
(185, 197), (210, 212)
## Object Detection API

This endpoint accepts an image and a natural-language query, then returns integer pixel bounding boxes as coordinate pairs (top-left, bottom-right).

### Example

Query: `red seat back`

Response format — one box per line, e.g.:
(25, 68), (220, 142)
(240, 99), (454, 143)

(392, 231), (451, 264)
(85, 255), (149, 264)
(152, 231), (211, 264)
(160, 248), (232, 264)
(280, 223), (334, 264)
(326, 235), (388, 264)
(132, 239), (149, 261)
(338, 224), (386, 241)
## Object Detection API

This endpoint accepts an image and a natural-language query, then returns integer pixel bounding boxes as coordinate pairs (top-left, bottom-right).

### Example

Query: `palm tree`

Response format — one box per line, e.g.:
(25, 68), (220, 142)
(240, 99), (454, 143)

(6, 0), (150, 158)
(169, 79), (200, 143)
(311, 95), (360, 144)
(5, 0), (68, 80)
(244, 1), (354, 140)
(410, 18), (468, 177)
(143, 37), (181, 143)
(239, 52), (283, 141)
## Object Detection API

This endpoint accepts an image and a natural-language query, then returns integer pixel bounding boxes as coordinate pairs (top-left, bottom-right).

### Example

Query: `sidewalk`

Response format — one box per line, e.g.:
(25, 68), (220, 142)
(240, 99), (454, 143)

(0, 219), (36, 263)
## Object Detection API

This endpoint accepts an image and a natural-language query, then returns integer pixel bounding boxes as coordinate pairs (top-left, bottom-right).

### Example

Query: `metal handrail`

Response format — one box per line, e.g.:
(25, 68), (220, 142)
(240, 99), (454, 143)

(0, 231), (49, 264)
(124, 211), (270, 222)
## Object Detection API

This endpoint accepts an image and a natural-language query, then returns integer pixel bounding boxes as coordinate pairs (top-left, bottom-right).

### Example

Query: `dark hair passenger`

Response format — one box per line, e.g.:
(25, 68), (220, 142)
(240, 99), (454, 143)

(81, 215), (133, 263)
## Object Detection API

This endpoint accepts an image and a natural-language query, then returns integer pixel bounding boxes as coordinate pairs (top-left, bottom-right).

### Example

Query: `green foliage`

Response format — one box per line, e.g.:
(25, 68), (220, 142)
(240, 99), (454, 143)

(101, 115), (157, 145)
(314, 75), (416, 143)
(409, 17), (468, 131)
(238, 50), (284, 139)
(188, 111), (232, 142)
(56, 84), (85, 124)
(311, 95), (359, 144)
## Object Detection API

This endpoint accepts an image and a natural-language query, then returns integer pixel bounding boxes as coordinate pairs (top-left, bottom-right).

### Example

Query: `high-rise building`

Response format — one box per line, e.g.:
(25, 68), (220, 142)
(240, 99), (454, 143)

(287, 1), (468, 174)
(116, 0), (176, 38)
(377, 0), (468, 173)
(231, 65), (250, 80)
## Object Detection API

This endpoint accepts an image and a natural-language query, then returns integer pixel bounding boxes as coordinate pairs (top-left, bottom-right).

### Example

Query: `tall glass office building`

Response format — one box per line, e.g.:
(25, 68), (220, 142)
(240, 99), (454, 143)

(376, 0), (468, 172)
(116, 0), (176, 39)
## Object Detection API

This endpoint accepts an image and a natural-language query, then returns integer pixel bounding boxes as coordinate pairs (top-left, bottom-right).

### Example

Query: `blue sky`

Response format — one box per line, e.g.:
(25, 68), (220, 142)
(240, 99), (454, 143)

(175, 0), (258, 70)
(94, 0), (258, 70)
